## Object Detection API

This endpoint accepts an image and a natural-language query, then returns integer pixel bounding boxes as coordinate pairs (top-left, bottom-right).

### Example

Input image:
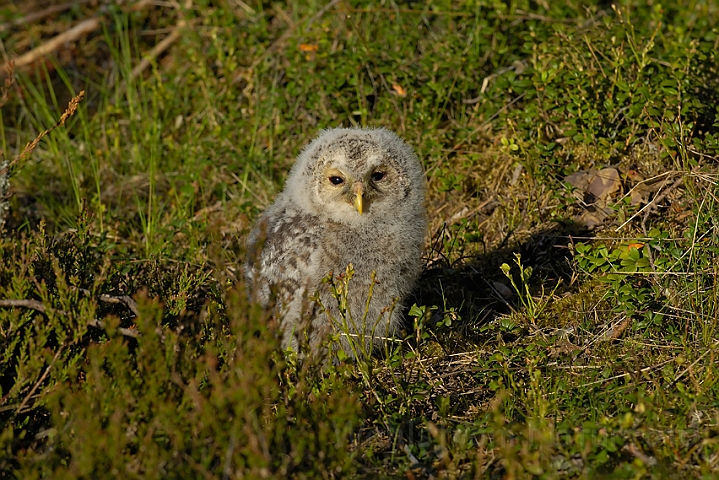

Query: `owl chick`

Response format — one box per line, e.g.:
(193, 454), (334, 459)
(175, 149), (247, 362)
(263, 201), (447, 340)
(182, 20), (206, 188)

(246, 127), (427, 357)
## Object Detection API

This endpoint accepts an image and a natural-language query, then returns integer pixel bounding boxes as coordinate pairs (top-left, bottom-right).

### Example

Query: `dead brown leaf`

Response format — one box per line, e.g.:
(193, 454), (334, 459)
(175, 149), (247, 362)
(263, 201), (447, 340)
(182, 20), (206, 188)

(564, 167), (622, 229)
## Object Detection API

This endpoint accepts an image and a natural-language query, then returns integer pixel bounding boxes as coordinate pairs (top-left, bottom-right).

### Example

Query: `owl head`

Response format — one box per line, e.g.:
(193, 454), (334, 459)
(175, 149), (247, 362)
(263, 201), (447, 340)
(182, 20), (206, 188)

(283, 128), (426, 226)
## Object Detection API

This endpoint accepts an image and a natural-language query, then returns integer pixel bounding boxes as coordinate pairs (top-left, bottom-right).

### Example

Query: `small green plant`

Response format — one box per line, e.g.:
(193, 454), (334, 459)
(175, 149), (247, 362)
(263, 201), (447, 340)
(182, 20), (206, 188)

(407, 303), (436, 344)
(500, 253), (560, 324)
(316, 263), (399, 362)
(574, 230), (670, 330)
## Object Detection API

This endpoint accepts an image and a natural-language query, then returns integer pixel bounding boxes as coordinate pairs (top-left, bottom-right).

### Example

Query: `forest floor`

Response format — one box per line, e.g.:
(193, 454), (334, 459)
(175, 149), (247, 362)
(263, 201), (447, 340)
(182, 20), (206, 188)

(1, 1), (719, 478)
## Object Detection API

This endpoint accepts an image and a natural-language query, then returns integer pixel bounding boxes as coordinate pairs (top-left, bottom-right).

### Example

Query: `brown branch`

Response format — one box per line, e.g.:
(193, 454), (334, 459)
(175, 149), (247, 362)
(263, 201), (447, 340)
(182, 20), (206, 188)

(0, 298), (46, 312)
(0, 0), (157, 79)
(87, 318), (140, 338)
(1, 289), (140, 319)
(74, 287), (140, 318)
(10, 312), (139, 415)
(496, 11), (576, 23)
(111, 1), (189, 93)
(1, 62), (16, 230)
(454, 92), (526, 149)
(0, 296), (140, 338)
(128, 22), (184, 82)
(622, 443), (657, 467)
(0, 17), (102, 74)
(463, 61), (528, 103)
(578, 357), (676, 388)
(0, 1), (92, 33)
(97, 293), (141, 318)
(616, 171), (686, 232)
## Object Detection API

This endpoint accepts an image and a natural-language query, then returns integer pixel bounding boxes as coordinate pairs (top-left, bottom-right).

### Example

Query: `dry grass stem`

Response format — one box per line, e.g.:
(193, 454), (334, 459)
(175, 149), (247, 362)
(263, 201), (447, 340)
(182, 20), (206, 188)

(0, 90), (84, 177)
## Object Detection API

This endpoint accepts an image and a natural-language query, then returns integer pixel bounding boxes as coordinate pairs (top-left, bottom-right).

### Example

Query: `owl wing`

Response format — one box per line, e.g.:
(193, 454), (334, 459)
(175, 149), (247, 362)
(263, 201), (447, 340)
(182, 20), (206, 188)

(246, 204), (324, 314)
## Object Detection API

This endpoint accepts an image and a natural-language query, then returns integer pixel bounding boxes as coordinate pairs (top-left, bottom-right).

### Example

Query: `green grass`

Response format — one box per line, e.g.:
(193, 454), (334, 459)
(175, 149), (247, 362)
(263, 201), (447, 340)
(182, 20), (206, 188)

(1, 0), (719, 477)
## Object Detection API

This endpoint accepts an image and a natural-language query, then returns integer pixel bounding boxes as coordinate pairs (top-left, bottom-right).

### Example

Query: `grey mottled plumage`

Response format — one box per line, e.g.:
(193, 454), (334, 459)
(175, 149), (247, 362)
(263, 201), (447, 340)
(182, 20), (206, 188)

(246, 127), (426, 356)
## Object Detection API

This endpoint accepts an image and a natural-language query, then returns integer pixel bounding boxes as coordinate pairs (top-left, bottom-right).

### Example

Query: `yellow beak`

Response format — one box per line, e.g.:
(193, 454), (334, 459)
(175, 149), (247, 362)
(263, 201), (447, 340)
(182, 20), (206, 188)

(353, 183), (364, 215)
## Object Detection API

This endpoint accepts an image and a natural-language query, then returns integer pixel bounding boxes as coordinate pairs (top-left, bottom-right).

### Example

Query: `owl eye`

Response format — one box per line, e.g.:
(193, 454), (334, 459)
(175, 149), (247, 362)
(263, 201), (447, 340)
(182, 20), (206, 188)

(371, 171), (386, 182)
(329, 176), (345, 185)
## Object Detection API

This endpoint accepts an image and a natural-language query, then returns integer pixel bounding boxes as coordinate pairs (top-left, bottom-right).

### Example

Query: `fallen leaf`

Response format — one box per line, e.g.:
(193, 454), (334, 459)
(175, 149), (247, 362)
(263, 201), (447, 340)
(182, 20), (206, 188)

(549, 342), (581, 358)
(630, 187), (650, 206)
(392, 83), (407, 97)
(564, 170), (593, 191)
(564, 167), (623, 229)
(625, 169), (645, 183)
(574, 208), (611, 229)
(599, 316), (632, 341)
(586, 167), (621, 202)
(299, 44), (319, 52)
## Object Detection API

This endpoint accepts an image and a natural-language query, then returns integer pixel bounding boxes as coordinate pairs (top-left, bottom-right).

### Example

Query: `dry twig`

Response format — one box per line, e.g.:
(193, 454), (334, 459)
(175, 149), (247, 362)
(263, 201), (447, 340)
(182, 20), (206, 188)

(0, 17), (102, 74)
(128, 24), (184, 82)
(622, 443), (657, 467)
(78, 288), (141, 318)
(0, 1), (91, 33)
(0, 298), (46, 312)
(111, 0), (190, 93)
(87, 319), (140, 338)
(98, 293), (141, 318)
(0, 294), (140, 338)
(641, 175), (685, 229)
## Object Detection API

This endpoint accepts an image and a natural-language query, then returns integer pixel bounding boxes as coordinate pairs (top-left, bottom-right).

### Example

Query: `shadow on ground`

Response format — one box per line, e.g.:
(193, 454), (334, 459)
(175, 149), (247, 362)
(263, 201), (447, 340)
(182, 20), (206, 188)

(411, 219), (590, 351)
